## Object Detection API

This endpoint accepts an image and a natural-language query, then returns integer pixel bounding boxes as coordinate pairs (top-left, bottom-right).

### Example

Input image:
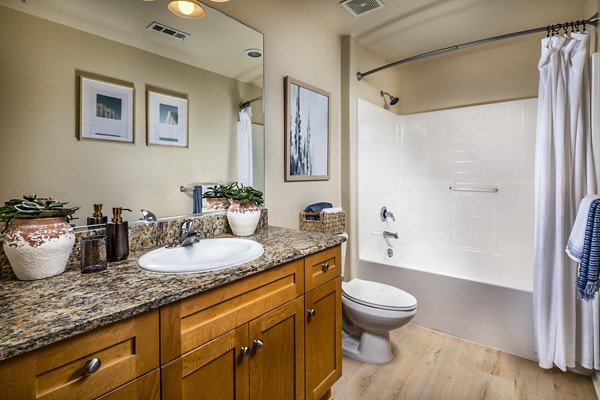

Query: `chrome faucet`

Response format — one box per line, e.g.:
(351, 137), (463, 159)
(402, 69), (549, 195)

(167, 219), (203, 248)
(380, 206), (395, 222)
(383, 231), (398, 239)
(140, 209), (157, 222)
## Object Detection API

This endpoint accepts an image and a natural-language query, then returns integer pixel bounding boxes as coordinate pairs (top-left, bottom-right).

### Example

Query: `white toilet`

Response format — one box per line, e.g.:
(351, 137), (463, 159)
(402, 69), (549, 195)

(338, 233), (417, 364)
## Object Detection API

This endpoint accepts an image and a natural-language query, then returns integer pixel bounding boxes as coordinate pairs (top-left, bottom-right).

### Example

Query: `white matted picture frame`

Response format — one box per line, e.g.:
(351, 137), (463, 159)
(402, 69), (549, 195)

(284, 76), (330, 181)
(146, 86), (189, 147)
(77, 71), (135, 143)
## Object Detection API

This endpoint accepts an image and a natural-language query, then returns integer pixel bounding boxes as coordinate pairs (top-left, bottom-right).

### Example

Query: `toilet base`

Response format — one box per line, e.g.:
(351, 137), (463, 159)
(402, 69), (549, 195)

(342, 329), (393, 364)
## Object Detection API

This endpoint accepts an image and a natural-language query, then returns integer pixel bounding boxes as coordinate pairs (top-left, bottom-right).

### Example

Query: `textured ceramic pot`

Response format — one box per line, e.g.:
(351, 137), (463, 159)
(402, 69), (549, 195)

(226, 201), (261, 237)
(204, 197), (230, 212)
(3, 217), (75, 280)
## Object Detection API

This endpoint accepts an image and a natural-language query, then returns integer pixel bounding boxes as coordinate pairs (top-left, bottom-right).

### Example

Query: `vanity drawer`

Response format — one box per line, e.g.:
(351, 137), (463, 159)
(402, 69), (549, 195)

(160, 259), (304, 363)
(96, 368), (160, 400)
(0, 310), (159, 400)
(304, 246), (341, 292)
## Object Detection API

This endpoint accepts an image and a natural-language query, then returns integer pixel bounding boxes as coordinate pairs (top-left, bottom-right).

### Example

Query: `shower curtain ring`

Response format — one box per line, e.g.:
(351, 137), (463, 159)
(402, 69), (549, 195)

(554, 23), (561, 36)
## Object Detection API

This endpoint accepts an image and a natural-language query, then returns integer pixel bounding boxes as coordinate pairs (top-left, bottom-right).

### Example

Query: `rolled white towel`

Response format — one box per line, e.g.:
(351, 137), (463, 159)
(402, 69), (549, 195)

(322, 207), (343, 213)
(567, 194), (600, 262)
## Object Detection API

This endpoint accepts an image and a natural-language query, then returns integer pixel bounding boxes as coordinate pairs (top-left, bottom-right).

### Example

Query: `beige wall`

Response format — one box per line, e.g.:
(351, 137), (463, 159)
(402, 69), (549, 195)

(209, 0), (342, 228)
(393, 37), (541, 114)
(0, 7), (262, 220)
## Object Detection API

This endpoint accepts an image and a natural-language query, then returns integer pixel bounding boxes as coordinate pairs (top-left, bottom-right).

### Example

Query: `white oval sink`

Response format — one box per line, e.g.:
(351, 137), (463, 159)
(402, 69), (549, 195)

(137, 238), (264, 273)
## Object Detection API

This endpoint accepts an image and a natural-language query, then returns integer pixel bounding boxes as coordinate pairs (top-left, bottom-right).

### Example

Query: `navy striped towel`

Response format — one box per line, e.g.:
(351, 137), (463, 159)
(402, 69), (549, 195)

(567, 195), (600, 261)
(304, 202), (333, 220)
(193, 185), (202, 214)
(576, 198), (600, 300)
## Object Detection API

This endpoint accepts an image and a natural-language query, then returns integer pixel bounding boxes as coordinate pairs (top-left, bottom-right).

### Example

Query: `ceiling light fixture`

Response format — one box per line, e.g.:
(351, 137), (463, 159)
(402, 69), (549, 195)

(244, 48), (263, 58)
(168, 0), (206, 19)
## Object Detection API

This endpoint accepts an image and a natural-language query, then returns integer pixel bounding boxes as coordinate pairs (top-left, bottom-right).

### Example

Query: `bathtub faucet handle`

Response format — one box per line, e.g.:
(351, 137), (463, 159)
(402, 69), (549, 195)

(380, 206), (395, 222)
(383, 231), (398, 240)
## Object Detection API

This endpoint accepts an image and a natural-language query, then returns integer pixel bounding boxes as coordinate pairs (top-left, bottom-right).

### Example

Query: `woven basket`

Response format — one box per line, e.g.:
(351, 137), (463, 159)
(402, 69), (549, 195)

(299, 211), (345, 234)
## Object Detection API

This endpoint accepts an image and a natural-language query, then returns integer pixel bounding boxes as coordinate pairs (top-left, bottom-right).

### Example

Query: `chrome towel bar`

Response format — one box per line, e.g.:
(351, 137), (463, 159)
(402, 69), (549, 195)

(449, 186), (498, 193)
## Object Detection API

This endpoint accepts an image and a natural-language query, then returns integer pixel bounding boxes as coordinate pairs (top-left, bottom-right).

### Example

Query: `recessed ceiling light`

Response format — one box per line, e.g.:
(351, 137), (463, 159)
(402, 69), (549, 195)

(244, 48), (263, 58)
(167, 0), (206, 19)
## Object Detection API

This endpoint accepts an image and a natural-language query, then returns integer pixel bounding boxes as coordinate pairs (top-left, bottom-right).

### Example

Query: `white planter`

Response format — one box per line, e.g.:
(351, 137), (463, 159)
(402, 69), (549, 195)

(227, 201), (261, 237)
(3, 217), (75, 280)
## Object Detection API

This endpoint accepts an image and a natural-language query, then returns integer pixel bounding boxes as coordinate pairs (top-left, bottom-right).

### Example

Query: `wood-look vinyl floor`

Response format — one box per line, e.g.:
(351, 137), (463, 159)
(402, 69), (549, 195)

(332, 324), (596, 400)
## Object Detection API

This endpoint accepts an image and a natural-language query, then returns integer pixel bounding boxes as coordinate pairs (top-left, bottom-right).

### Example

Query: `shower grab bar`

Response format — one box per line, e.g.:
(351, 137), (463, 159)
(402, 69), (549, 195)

(449, 186), (498, 193)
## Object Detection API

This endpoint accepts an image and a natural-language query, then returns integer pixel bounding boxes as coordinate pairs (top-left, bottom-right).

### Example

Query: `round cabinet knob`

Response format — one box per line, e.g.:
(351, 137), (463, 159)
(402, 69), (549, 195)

(307, 308), (316, 321)
(253, 339), (264, 350)
(84, 357), (101, 375)
(240, 346), (251, 357)
(321, 262), (330, 272)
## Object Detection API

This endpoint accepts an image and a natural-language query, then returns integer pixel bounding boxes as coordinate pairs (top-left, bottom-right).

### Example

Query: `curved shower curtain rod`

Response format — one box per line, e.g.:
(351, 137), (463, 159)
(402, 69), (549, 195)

(239, 95), (263, 110)
(356, 13), (599, 81)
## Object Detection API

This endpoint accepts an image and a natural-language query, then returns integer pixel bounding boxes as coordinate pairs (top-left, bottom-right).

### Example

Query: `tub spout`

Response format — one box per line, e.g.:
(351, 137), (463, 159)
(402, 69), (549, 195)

(383, 231), (398, 239)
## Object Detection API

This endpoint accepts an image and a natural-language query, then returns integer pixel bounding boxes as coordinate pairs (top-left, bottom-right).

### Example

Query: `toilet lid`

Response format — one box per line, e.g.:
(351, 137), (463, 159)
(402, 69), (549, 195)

(342, 278), (417, 311)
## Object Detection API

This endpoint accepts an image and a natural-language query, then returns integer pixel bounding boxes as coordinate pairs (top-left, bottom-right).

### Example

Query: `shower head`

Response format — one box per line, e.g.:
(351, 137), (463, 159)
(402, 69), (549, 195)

(380, 91), (399, 106)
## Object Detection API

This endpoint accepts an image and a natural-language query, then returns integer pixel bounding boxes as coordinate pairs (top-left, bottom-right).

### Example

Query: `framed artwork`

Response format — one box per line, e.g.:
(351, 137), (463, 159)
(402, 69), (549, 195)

(284, 76), (330, 181)
(146, 86), (189, 147)
(77, 71), (135, 143)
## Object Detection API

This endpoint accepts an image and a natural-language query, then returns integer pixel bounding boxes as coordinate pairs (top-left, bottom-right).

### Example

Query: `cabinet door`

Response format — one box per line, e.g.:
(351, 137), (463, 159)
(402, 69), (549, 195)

(249, 298), (305, 400)
(162, 326), (249, 400)
(305, 277), (342, 400)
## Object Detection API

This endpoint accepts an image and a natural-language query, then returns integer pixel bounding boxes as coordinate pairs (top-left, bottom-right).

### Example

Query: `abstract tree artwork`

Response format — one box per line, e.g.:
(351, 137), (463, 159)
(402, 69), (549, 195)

(285, 76), (330, 181)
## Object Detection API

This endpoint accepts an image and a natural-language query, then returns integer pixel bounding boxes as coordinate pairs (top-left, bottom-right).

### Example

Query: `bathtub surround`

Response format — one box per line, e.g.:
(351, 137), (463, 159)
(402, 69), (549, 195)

(534, 32), (597, 371)
(358, 98), (536, 290)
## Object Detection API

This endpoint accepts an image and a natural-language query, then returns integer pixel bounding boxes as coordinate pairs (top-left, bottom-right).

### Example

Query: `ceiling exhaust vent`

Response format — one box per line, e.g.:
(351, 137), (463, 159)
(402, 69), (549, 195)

(340, 0), (385, 17)
(147, 22), (190, 41)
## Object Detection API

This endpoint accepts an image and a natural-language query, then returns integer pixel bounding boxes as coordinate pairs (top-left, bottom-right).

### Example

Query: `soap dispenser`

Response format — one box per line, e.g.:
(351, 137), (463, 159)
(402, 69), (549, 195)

(106, 207), (132, 262)
(87, 204), (108, 225)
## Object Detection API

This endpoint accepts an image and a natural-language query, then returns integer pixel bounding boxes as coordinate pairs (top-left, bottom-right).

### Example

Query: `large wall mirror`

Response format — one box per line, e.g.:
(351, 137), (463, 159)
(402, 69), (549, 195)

(0, 0), (264, 225)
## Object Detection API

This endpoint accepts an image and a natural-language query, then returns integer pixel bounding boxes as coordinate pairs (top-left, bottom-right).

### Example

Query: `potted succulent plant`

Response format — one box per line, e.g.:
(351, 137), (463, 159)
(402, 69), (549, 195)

(0, 196), (80, 280)
(223, 183), (264, 237)
(202, 185), (231, 212)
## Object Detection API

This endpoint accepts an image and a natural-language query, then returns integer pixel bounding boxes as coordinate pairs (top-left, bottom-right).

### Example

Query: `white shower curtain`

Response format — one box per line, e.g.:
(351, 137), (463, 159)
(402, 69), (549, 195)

(237, 107), (253, 187)
(534, 32), (598, 371)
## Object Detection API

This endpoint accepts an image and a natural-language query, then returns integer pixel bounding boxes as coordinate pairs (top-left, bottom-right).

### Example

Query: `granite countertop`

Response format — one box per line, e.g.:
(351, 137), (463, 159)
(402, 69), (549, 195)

(0, 226), (344, 362)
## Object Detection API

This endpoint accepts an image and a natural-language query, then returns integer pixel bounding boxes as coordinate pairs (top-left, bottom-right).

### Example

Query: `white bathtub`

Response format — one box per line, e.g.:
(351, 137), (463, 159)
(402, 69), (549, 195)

(357, 258), (536, 360)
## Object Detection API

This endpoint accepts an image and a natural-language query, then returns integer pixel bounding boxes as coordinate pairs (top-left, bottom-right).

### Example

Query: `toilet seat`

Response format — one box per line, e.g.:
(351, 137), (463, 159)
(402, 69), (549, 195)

(342, 278), (417, 311)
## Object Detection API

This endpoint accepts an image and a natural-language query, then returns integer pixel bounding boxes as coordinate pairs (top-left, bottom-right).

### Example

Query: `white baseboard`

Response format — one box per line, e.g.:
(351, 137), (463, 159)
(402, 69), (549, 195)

(592, 371), (600, 400)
